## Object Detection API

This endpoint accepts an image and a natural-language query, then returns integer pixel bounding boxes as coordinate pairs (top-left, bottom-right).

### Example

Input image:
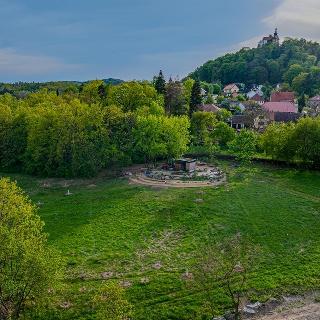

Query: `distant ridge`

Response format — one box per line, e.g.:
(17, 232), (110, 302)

(102, 78), (124, 85)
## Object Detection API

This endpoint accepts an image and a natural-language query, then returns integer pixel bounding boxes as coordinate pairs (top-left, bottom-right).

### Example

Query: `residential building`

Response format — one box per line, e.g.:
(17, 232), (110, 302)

(250, 93), (265, 105)
(247, 85), (263, 99)
(229, 115), (251, 130)
(223, 83), (240, 97)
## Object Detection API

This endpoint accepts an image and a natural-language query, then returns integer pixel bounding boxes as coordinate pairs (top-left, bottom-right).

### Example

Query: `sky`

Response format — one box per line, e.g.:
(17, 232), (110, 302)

(0, 0), (320, 83)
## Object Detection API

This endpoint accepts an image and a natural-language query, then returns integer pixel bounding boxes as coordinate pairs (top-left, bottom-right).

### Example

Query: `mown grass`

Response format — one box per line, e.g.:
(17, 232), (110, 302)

(2, 162), (320, 319)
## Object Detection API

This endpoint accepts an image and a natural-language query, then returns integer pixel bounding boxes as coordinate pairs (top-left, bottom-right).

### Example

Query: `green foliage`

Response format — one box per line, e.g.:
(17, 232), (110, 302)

(229, 130), (257, 163)
(236, 94), (246, 102)
(0, 86), (191, 177)
(204, 93), (214, 104)
(3, 163), (320, 320)
(190, 38), (320, 91)
(190, 111), (217, 148)
(190, 79), (202, 115)
(0, 105), (28, 171)
(24, 101), (110, 177)
(260, 117), (320, 165)
(213, 122), (235, 147)
(93, 282), (133, 320)
(165, 79), (188, 115)
(0, 178), (62, 320)
(215, 109), (231, 123)
(200, 82), (221, 95)
(283, 64), (304, 85)
(79, 80), (105, 105)
(260, 122), (296, 160)
(133, 115), (190, 163)
(107, 81), (161, 112)
(182, 78), (195, 107)
(291, 117), (320, 164)
(154, 70), (166, 95)
(103, 106), (136, 164)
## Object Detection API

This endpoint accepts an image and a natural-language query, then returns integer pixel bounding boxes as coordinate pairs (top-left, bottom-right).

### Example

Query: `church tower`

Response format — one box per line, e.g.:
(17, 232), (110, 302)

(273, 28), (279, 44)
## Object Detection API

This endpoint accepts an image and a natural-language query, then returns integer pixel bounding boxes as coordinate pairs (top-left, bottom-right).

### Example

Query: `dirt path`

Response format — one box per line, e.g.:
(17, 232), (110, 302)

(129, 174), (226, 188)
(255, 302), (320, 320)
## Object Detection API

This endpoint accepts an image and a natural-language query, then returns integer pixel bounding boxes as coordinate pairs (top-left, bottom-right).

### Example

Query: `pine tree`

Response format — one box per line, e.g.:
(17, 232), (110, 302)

(298, 94), (307, 113)
(190, 79), (202, 115)
(154, 70), (166, 95)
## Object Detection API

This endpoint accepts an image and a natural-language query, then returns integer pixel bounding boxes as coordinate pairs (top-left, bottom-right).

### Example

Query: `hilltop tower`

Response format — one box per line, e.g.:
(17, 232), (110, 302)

(258, 29), (280, 47)
(273, 28), (280, 44)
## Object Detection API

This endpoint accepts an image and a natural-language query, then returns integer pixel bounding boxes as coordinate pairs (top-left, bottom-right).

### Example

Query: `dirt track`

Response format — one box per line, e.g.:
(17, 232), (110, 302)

(129, 173), (226, 188)
(255, 302), (320, 319)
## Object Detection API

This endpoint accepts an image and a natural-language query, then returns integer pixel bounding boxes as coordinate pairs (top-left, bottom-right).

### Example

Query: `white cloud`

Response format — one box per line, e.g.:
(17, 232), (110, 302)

(0, 48), (80, 76)
(264, 0), (320, 41)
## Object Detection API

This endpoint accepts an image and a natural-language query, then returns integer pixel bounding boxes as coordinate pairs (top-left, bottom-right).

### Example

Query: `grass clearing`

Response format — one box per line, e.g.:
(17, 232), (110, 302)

(2, 162), (320, 319)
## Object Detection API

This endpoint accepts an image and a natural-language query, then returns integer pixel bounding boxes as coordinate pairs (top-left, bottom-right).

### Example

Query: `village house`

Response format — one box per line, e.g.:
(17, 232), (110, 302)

(261, 101), (299, 128)
(247, 85), (263, 98)
(198, 104), (221, 113)
(229, 115), (251, 130)
(246, 86), (264, 105)
(250, 93), (265, 105)
(223, 83), (240, 97)
(229, 101), (299, 132)
(258, 29), (280, 47)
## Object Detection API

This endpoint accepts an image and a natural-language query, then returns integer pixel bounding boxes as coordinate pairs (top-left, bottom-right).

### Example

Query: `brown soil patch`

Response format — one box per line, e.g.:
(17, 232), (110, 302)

(255, 302), (320, 320)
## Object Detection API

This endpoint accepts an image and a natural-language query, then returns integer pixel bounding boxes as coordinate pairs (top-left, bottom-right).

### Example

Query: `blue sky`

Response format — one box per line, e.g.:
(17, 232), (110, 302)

(0, 0), (319, 82)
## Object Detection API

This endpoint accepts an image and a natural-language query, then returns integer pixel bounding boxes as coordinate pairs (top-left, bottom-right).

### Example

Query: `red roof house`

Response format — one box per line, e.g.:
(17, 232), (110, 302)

(270, 91), (295, 103)
(263, 102), (298, 113)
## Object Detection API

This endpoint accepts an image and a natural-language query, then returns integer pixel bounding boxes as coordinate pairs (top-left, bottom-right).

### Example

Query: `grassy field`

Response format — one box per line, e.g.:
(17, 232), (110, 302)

(2, 161), (320, 319)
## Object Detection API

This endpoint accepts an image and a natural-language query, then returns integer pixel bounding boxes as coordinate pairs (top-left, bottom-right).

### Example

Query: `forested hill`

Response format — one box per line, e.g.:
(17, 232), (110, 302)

(189, 38), (320, 95)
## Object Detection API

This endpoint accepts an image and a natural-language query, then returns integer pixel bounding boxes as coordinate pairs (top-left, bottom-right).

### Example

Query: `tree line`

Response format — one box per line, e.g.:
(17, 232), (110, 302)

(260, 117), (320, 166)
(1, 75), (319, 177)
(0, 86), (191, 177)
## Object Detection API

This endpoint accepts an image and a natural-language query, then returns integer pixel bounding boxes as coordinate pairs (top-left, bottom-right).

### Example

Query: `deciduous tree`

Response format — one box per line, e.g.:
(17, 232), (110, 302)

(0, 178), (62, 320)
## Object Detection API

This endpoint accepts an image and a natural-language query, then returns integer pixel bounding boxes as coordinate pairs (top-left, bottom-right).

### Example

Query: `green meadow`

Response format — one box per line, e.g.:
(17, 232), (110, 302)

(3, 162), (320, 319)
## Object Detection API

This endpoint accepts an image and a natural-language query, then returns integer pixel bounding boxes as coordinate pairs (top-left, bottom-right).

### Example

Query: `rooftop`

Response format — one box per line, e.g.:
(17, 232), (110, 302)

(199, 104), (221, 113)
(270, 91), (295, 102)
(263, 102), (298, 113)
(309, 95), (320, 101)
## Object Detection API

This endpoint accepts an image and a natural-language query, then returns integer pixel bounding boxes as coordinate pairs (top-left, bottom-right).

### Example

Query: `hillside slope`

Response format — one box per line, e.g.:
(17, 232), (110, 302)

(189, 38), (320, 95)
